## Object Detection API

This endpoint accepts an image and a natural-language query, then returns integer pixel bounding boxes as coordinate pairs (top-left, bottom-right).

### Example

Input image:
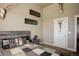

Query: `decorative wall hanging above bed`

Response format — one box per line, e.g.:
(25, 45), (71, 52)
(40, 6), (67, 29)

(25, 18), (38, 25)
(30, 9), (40, 17)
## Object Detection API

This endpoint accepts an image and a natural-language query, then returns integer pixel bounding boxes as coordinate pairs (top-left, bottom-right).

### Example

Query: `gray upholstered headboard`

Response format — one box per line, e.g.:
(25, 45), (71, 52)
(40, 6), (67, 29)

(0, 31), (31, 39)
(0, 31), (30, 35)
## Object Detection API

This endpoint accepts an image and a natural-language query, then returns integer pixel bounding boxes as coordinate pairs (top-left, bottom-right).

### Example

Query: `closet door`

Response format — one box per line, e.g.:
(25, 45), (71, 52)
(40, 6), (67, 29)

(54, 17), (68, 48)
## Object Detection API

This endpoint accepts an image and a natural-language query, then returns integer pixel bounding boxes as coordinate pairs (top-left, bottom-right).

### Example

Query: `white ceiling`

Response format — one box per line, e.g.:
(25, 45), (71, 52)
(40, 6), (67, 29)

(0, 3), (16, 10)
(0, 3), (52, 9)
(34, 3), (52, 8)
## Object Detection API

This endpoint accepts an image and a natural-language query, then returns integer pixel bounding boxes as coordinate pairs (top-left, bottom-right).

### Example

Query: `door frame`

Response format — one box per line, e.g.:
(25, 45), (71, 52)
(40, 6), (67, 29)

(74, 15), (79, 52)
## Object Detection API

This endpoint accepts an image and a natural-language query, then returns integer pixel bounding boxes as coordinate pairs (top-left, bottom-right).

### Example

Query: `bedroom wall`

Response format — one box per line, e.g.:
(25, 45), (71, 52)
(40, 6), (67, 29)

(42, 3), (79, 51)
(0, 4), (43, 40)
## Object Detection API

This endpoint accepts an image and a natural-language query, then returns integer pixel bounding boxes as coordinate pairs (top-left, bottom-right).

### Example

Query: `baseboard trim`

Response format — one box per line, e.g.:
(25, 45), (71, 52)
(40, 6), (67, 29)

(42, 42), (76, 52)
(67, 48), (76, 52)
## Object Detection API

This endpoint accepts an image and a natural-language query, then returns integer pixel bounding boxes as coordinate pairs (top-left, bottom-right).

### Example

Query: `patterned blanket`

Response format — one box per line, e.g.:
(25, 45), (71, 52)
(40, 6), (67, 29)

(0, 44), (59, 56)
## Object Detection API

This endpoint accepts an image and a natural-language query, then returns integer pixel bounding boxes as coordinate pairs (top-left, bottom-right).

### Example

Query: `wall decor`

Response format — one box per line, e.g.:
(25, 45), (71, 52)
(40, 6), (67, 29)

(58, 20), (62, 32)
(25, 18), (38, 25)
(30, 9), (40, 17)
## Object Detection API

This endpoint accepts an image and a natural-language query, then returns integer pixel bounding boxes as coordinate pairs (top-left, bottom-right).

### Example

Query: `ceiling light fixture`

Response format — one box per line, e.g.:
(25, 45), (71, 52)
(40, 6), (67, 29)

(58, 3), (64, 14)
(0, 7), (6, 20)
(0, 3), (16, 20)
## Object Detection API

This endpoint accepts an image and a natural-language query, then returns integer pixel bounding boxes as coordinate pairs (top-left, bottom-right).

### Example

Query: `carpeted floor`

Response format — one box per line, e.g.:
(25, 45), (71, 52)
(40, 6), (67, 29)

(41, 43), (79, 56)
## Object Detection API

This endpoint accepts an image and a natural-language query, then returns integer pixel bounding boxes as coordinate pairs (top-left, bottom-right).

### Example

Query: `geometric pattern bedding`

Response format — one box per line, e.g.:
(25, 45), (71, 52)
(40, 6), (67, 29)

(0, 44), (60, 56)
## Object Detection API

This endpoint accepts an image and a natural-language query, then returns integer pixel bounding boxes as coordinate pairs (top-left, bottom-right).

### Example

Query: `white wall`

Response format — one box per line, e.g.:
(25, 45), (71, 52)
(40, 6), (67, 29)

(42, 3), (79, 51)
(0, 4), (43, 40)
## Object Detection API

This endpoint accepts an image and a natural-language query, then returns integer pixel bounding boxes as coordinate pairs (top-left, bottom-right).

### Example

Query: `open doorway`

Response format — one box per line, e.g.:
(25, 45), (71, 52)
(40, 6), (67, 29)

(77, 17), (79, 53)
(77, 17), (79, 52)
(75, 15), (79, 53)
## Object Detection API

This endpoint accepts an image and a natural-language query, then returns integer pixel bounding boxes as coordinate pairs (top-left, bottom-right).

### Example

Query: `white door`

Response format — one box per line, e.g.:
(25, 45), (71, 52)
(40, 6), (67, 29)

(54, 17), (68, 48)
